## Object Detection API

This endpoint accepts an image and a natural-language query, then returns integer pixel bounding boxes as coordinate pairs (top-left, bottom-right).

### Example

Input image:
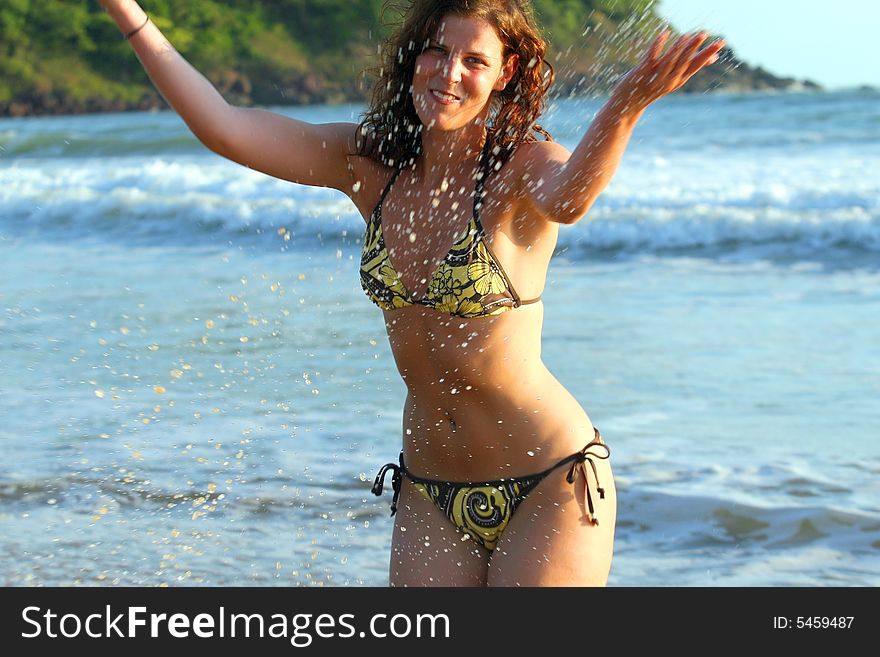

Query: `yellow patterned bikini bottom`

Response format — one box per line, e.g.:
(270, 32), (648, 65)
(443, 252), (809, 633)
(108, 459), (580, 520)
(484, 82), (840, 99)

(371, 427), (610, 551)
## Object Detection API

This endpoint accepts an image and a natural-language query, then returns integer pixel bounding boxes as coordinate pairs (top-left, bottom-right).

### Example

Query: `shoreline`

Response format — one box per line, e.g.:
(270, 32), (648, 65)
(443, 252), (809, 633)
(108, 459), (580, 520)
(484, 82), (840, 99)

(3, 84), (860, 121)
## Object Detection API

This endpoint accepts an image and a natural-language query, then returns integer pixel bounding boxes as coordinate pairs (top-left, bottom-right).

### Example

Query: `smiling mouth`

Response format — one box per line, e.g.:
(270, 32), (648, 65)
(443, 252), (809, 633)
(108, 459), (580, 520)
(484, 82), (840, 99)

(430, 89), (461, 103)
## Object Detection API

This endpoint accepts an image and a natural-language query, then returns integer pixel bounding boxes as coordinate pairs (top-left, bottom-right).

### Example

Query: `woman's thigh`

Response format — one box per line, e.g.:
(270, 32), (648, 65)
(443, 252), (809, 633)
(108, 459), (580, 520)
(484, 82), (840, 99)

(388, 479), (491, 586)
(487, 458), (617, 587)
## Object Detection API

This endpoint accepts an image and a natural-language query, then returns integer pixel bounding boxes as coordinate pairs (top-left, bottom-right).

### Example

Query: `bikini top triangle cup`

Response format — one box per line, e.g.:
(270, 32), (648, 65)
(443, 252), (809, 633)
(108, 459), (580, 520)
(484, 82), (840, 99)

(359, 148), (542, 318)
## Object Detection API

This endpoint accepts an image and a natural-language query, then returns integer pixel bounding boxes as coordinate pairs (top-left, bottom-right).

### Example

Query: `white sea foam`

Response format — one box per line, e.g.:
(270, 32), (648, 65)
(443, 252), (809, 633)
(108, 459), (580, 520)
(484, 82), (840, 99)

(2, 153), (878, 259)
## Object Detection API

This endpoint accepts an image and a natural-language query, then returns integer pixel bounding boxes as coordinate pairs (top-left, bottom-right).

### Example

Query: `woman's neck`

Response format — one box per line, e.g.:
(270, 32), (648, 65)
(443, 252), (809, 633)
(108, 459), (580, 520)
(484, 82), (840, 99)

(416, 123), (487, 184)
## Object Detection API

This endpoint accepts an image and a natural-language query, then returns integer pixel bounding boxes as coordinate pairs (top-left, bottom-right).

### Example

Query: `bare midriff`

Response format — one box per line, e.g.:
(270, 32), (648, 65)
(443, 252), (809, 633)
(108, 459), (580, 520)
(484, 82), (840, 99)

(382, 300), (595, 481)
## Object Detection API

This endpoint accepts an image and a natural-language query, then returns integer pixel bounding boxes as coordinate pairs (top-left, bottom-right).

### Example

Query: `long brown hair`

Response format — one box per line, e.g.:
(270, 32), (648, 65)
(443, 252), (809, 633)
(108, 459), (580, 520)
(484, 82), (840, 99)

(357, 0), (554, 172)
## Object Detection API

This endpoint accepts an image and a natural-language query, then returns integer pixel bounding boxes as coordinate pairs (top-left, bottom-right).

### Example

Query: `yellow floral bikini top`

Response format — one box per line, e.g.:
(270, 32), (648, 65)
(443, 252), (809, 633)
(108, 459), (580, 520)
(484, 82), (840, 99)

(360, 160), (542, 318)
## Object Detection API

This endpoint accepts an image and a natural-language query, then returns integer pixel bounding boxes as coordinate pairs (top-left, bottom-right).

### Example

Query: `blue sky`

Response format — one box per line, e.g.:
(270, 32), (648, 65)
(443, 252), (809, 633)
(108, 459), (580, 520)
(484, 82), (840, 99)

(657, 0), (878, 89)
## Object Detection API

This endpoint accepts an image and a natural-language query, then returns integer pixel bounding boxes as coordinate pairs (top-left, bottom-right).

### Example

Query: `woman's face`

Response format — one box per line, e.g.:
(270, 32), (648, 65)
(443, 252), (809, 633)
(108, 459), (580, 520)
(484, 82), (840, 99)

(411, 14), (518, 133)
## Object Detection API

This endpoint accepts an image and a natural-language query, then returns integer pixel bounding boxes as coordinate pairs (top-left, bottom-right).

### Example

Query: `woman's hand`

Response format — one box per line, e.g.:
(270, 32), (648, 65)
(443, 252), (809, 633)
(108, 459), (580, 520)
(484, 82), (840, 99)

(611, 30), (726, 114)
(525, 29), (725, 223)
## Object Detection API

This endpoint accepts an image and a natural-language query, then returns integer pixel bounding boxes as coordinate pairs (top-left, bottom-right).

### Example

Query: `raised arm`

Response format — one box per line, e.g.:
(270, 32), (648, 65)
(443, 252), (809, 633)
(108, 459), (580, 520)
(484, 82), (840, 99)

(521, 30), (726, 224)
(99, 0), (357, 192)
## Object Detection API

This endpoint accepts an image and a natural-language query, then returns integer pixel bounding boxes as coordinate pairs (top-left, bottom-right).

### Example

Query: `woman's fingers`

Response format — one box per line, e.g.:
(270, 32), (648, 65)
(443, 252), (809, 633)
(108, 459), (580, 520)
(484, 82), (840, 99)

(654, 30), (726, 89)
(682, 39), (727, 80)
(646, 29), (671, 65)
(672, 32), (708, 74)
(620, 28), (724, 107)
(657, 31), (701, 80)
(655, 32), (693, 78)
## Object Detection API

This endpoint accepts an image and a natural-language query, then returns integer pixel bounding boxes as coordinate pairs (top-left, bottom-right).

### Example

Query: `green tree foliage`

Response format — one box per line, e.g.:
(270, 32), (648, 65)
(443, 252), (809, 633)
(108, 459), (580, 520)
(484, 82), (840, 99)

(1, 0), (662, 115)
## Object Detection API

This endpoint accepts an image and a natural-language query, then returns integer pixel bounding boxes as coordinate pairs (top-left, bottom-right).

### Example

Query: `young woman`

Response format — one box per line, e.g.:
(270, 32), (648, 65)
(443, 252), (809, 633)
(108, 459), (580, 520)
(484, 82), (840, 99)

(99, 0), (724, 586)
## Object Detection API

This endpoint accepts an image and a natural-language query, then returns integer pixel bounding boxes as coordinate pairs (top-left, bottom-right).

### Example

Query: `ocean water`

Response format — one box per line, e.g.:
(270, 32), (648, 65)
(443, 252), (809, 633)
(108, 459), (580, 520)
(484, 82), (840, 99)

(1, 89), (878, 586)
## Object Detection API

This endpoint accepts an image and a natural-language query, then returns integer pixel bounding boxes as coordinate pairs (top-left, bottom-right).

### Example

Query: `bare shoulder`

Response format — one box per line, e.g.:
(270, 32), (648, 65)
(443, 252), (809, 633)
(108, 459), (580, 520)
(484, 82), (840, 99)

(482, 140), (564, 268)
(508, 139), (572, 179)
(503, 140), (572, 222)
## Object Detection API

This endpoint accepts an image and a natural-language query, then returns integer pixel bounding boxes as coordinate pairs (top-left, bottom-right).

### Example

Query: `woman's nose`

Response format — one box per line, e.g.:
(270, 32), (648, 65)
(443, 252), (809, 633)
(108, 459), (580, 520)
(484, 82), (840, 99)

(439, 55), (463, 82)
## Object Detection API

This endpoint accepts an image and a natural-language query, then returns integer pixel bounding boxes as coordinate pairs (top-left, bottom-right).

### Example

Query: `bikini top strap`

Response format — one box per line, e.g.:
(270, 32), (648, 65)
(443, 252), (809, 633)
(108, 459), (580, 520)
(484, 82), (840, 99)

(375, 166), (403, 213)
(474, 137), (521, 224)
(472, 140), (544, 306)
(473, 138), (494, 221)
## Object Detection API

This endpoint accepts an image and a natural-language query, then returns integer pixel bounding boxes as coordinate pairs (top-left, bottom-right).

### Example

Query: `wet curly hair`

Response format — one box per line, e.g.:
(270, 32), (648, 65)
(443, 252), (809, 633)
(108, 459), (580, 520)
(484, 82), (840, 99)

(357, 0), (554, 172)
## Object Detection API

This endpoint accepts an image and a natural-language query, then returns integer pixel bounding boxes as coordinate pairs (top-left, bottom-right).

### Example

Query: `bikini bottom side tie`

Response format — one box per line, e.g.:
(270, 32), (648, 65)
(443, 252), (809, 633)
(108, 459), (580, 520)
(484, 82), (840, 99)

(564, 426), (611, 526)
(370, 453), (404, 516)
